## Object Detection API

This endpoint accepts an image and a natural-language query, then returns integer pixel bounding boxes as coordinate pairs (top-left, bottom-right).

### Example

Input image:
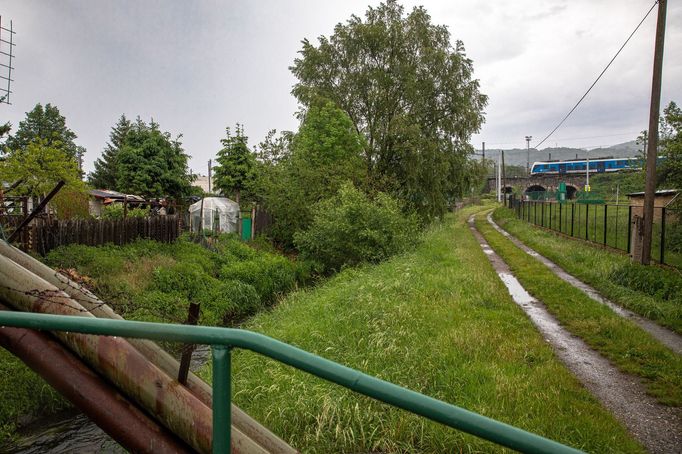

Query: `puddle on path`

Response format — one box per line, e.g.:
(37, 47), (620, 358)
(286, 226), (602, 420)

(487, 213), (682, 356)
(468, 214), (682, 453)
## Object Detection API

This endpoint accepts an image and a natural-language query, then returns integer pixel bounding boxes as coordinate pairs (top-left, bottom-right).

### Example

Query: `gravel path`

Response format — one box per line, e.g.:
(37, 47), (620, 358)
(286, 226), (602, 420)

(468, 215), (682, 453)
(486, 213), (682, 356)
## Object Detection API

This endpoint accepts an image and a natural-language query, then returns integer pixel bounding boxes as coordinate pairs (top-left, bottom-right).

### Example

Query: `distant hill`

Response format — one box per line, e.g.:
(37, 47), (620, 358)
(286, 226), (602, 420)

(476, 140), (643, 167)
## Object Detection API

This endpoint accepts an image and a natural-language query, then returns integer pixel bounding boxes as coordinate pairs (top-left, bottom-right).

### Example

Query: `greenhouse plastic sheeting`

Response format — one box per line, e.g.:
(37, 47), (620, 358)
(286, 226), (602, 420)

(188, 197), (239, 234)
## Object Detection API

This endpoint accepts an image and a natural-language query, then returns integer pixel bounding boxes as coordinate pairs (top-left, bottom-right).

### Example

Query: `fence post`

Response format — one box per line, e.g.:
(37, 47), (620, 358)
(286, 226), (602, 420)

(571, 203), (575, 236)
(178, 302), (201, 385)
(559, 202), (562, 233)
(549, 202), (553, 230)
(603, 205), (608, 246)
(585, 204), (589, 241)
(615, 205), (619, 249)
(627, 205), (632, 254)
(660, 207), (666, 264)
(212, 345), (231, 454)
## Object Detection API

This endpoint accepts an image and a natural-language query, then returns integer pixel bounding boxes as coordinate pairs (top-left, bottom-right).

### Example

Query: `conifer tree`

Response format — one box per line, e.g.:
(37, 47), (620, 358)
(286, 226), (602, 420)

(89, 115), (132, 188)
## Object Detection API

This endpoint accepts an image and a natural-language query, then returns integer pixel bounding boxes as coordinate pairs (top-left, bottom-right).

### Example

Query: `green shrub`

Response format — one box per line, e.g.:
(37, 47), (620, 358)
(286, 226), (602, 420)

(294, 183), (419, 272)
(198, 279), (261, 324)
(152, 262), (207, 299)
(100, 204), (148, 219)
(45, 243), (126, 277)
(128, 290), (190, 324)
(609, 262), (682, 301)
(220, 254), (296, 302)
(214, 234), (258, 262)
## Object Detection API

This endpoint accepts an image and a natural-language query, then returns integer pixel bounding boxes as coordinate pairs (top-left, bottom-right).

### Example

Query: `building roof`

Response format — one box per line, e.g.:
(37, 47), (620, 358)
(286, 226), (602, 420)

(89, 189), (146, 202)
(626, 189), (679, 197)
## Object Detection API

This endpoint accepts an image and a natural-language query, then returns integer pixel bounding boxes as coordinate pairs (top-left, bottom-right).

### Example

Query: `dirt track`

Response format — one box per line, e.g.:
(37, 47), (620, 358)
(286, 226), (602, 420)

(468, 214), (682, 453)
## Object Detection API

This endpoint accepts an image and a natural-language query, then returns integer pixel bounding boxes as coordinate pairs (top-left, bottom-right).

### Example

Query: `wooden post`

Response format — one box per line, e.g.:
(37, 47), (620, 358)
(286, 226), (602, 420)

(178, 302), (201, 385)
(251, 206), (256, 239)
(640, 0), (667, 264)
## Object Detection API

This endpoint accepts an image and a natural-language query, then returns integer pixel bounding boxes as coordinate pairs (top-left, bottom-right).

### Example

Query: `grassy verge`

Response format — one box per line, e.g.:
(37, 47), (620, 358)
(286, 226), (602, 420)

(476, 211), (682, 407)
(493, 207), (682, 334)
(199, 206), (642, 453)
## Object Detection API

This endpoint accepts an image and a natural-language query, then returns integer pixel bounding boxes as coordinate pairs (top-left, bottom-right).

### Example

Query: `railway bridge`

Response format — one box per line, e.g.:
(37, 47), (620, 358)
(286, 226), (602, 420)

(485, 174), (588, 199)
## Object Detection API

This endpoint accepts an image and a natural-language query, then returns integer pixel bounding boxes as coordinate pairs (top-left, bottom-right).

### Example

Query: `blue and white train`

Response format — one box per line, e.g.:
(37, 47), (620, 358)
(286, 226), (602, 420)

(530, 157), (642, 176)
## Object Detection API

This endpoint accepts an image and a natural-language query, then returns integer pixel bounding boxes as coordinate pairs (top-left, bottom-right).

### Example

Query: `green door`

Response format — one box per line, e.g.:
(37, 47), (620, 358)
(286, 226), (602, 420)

(241, 218), (252, 241)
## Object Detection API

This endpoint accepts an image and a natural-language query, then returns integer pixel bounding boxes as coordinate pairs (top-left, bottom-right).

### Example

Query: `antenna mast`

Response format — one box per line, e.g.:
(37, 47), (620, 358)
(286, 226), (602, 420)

(0, 16), (16, 105)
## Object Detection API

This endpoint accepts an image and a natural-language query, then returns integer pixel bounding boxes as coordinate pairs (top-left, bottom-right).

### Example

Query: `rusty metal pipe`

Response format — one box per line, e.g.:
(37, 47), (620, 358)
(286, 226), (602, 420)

(0, 253), (214, 453)
(0, 241), (296, 454)
(0, 303), (194, 454)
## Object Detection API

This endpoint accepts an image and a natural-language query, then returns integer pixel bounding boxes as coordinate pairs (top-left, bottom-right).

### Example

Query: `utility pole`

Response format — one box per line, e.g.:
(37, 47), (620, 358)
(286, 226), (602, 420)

(497, 151), (502, 202)
(640, 0), (667, 265)
(525, 136), (532, 174)
(208, 159), (212, 194)
(501, 149), (506, 201)
(482, 141), (485, 162)
(586, 150), (590, 189)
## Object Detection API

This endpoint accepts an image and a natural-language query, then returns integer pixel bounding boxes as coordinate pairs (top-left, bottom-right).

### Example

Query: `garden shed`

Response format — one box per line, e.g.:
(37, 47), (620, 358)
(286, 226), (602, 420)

(188, 197), (239, 234)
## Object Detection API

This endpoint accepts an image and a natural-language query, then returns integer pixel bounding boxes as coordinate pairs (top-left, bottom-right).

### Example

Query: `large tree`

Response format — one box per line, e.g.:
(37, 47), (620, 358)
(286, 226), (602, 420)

(114, 118), (194, 199)
(290, 0), (487, 219)
(89, 114), (132, 189)
(213, 124), (257, 204)
(4, 103), (80, 161)
(262, 99), (366, 246)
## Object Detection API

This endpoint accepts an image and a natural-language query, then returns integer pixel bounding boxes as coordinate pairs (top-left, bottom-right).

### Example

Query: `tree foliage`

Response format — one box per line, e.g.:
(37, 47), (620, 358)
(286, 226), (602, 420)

(261, 100), (366, 246)
(658, 102), (682, 195)
(294, 182), (418, 272)
(290, 0), (487, 219)
(213, 124), (257, 203)
(89, 114), (132, 189)
(87, 117), (193, 199)
(4, 103), (80, 160)
(0, 139), (85, 198)
(116, 119), (193, 199)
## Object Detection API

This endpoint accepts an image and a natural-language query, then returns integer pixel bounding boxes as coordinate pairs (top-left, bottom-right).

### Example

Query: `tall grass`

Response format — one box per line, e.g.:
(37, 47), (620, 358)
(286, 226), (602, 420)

(199, 206), (641, 453)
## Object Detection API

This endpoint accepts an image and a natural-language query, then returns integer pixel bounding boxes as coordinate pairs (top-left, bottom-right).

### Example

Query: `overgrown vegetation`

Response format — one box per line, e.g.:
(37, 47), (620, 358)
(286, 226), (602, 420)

(608, 262), (682, 301)
(493, 207), (682, 334)
(477, 211), (682, 406)
(294, 183), (418, 273)
(43, 234), (303, 326)
(100, 204), (148, 219)
(198, 207), (641, 453)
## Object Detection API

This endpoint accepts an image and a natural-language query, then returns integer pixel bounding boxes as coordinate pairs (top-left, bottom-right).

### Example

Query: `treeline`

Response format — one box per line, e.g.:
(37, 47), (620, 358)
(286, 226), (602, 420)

(205, 1), (490, 269)
(1, 1), (493, 271)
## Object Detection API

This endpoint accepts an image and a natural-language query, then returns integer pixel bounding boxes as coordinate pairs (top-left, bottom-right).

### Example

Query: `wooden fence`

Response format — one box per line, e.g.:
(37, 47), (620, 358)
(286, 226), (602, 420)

(28, 215), (182, 255)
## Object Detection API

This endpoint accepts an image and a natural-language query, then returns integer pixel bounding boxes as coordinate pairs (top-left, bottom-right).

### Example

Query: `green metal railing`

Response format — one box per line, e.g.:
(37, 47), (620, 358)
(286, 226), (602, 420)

(0, 311), (582, 454)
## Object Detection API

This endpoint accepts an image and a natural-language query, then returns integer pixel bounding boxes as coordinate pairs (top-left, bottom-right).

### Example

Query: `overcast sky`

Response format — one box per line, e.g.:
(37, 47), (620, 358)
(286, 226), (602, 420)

(1, 0), (680, 175)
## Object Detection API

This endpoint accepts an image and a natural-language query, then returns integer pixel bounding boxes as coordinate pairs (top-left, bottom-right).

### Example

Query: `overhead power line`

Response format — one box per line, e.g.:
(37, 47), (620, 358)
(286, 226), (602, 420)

(533, 1), (658, 149)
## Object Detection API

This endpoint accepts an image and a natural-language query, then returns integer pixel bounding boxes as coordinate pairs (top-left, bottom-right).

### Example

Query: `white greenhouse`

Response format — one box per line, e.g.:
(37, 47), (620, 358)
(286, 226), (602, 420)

(188, 197), (240, 234)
